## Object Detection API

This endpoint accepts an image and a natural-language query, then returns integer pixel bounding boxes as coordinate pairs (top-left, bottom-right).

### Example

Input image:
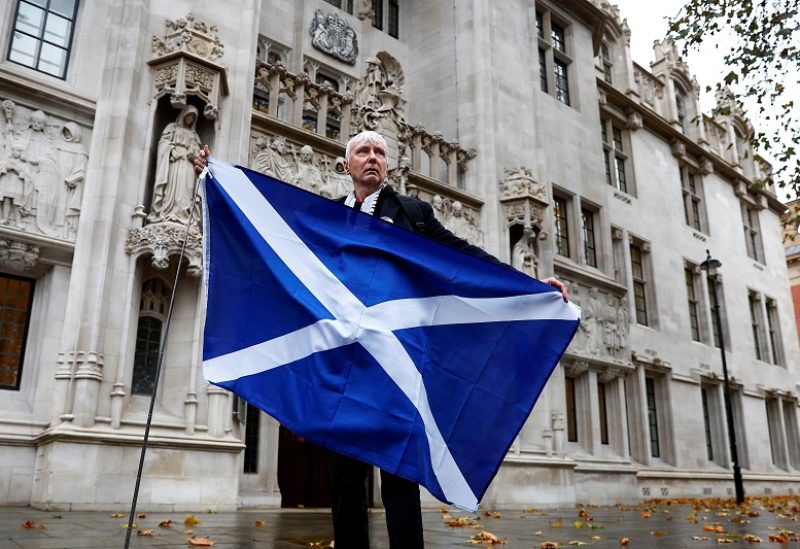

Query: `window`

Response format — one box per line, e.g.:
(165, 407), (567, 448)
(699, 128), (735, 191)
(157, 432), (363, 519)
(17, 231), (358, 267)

(706, 276), (728, 349)
(630, 242), (649, 326)
(598, 382), (609, 445)
(645, 377), (660, 458)
(536, 9), (571, 106)
(388, 0), (399, 38)
(685, 267), (701, 341)
(315, 73), (342, 139)
(0, 274), (35, 391)
(565, 376), (577, 442)
(538, 48), (547, 93)
(554, 60), (570, 106)
(766, 298), (784, 366)
(8, 0), (79, 79)
(748, 292), (765, 361)
(742, 204), (763, 262)
(324, 0), (354, 12)
(783, 400), (800, 469)
(601, 119), (630, 193)
(131, 278), (170, 395)
(701, 387), (714, 461)
(766, 398), (785, 468)
(243, 401), (260, 473)
(581, 208), (597, 268)
(680, 166), (705, 232)
(553, 196), (570, 257)
(600, 43), (613, 84)
(372, 0), (383, 30)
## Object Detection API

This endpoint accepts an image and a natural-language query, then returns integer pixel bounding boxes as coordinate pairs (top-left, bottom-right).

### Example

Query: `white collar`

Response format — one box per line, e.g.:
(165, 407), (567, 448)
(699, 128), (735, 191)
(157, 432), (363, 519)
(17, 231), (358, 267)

(344, 184), (384, 215)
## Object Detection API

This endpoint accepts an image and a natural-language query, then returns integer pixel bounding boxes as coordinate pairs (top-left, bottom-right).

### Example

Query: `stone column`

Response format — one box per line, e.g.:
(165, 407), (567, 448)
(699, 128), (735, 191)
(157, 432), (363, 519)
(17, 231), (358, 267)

(587, 370), (601, 455)
(268, 70), (281, 118)
(316, 88), (329, 136)
(207, 385), (229, 437)
(185, 282), (205, 435)
(110, 257), (141, 429)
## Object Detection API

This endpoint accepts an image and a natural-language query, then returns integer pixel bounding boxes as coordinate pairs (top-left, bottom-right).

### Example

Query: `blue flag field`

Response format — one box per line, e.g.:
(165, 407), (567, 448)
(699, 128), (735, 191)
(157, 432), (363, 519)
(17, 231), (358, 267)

(200, 158), (581, 511)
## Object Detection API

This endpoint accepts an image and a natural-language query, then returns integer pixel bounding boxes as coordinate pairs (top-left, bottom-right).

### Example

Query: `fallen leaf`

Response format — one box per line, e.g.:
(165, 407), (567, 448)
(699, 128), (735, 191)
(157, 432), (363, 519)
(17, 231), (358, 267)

(159, 519), (174, 527)
(21, 521), (45, 529)
(540, 542), (559, 549)
(187, 536), (215, 546)
(110, 513), (124, 518)
(183, 529), (194, 535)
(120, 523), (137, 529)
(567, 541), (588, 546)
(483, 511), (501, 519)
(619, 537), (630, 546)
(184, 515), (201, 526)
(641, 509), (651, 519)
(533, 530), (543, 536)
(715, 539), (735, 544)
(693, 536), (710, 541)
(137, 513), (146, 519)
(742, 534), (762, 543)
(469, 530), (506, 544)
(51, 514), (62, 519)
(255, 520), (265, 527)
(650, 530), (666, 537)
(206, 509), (217, 514)
(137, 529), (153, 536)
(439, 507), (449, 513)
(548, 518), (563, 528)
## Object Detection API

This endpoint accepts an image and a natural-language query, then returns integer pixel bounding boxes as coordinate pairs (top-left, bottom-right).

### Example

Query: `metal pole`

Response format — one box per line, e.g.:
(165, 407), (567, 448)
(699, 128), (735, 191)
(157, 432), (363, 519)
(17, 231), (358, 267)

(708, 270), (745, 505)
(123, 177), (203, 548)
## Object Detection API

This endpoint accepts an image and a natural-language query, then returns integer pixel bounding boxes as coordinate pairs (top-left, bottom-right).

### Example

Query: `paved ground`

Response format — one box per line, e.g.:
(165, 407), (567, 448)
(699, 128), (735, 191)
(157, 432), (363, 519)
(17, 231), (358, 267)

(2, 498), (800, 548)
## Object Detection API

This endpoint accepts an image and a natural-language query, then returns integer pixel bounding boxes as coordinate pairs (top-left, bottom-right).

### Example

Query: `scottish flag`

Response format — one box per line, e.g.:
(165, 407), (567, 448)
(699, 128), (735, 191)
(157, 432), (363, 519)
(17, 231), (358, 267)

(201, 158), (580, 511)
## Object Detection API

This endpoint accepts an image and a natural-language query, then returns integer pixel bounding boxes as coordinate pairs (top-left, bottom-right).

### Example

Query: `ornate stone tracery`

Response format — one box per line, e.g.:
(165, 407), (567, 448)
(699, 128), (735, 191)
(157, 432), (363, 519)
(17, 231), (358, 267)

(126, 222), (203, 277)
(149, 13), (228, 119)
(499, 166), (549, 238)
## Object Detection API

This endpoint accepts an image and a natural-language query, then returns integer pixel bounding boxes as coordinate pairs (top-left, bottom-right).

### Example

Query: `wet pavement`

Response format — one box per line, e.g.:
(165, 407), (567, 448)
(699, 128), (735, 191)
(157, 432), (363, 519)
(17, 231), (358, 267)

(2, 498), (800, 548)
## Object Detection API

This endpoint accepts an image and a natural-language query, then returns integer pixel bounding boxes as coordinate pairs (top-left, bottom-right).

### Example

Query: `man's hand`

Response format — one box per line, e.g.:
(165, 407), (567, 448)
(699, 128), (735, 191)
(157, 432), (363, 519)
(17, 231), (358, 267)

(194, 144), (210, 176)
(543, 277), (569, 302)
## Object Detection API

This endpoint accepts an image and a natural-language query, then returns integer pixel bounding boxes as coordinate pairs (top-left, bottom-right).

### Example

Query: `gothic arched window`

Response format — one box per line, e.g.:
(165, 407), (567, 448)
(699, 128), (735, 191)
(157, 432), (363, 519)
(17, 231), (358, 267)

(131, 277), (170, 395)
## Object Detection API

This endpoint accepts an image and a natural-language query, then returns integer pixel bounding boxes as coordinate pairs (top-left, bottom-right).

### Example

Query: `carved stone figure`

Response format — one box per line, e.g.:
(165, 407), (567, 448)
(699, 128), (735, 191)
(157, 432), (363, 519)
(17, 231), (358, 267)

(57, 122), (88, 239)
(309, 9), (358, 65)
(294, 145), (324, 193)
(0, 142), (32, 227)
(320, 156), (351, 199)
(431, 194), (448, 226)
(1, 99), (15, 158)
(511, 229), (539, 278)
(149, 105), (202, 225)
(23, 110), (60, 235)
(578, 287), (603, 354)
(351, 52), (408, 166)
(253, 136), (296, 183)
(449, 200), (470, 239)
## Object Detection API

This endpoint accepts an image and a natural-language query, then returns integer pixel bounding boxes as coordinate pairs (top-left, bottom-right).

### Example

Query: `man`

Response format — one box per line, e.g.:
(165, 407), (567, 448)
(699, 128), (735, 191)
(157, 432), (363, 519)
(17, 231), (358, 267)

(194, 131), (568, 548)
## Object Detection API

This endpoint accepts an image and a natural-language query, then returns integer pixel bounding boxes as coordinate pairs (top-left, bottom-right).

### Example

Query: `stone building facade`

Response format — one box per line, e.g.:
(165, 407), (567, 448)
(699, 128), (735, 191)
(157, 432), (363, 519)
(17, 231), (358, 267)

(1, 0), (798, 511)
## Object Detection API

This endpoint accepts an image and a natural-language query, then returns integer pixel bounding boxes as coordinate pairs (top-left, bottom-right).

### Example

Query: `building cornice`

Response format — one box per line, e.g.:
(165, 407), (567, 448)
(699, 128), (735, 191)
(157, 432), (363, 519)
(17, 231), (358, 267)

(597, 79), (786, 216)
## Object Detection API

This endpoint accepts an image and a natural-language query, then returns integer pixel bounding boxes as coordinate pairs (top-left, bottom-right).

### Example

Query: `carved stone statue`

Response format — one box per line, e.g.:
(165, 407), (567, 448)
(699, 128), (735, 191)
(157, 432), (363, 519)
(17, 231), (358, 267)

(0, 142), (32, 227)
(22, 110), (60, 236)
(149, 105), (202, 225)
(511, 228), (539, 278)
(57, 122), (88, 239)
(253, 136), (295, 183)
(1, 100), (15, 158)
(294, 145), (325, 194)
(320, 156), (351, 199)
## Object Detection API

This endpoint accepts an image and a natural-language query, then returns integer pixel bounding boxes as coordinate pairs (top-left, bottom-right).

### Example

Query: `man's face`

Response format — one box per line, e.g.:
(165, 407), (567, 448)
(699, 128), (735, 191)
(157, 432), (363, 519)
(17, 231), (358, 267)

(344, 140), (388, 188)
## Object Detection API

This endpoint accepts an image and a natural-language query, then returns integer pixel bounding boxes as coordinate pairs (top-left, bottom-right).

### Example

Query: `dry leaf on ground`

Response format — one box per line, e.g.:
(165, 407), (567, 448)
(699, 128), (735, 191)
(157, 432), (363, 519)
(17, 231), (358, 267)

(184, 515), (201, 526)
(137, 529), (153, 536)
(187, 536), (215, 546)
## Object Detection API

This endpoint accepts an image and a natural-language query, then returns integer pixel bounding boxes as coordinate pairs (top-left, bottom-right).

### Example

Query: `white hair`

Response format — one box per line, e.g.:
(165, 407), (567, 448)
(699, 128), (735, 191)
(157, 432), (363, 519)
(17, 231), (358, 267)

(345, 131), (387, 161)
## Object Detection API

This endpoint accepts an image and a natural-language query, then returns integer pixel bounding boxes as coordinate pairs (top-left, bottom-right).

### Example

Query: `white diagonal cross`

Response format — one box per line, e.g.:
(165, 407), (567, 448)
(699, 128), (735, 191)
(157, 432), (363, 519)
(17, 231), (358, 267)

(203, 159), (580, 510)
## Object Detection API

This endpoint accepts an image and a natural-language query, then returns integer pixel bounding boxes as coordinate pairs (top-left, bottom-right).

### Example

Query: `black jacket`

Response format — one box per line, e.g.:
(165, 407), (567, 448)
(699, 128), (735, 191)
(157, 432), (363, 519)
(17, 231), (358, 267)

(339, 185), (502, 265)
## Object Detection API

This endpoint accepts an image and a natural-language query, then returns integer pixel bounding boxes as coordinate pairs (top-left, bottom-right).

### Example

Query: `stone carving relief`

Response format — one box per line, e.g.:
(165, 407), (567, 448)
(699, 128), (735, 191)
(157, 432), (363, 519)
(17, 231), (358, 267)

(499, 167), (549, 258)
(408, 191), (482, 245)
(570, 285), (630, 363)
(351, 52), (409, 166)
(0, 99), (89, 240)
(150, 13), (228, 119)
(0, 238), (39, 272)
(151, 13), (224, 62)
(125, 223), (203, 276)
(249, 132), (353, 199)
(309, 9), (359, 65)
(633, 67), (664, 109)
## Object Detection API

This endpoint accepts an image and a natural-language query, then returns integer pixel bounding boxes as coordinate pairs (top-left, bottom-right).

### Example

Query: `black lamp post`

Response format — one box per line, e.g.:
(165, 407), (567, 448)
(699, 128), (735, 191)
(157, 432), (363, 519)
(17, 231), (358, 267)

(700, 250), (745, 505)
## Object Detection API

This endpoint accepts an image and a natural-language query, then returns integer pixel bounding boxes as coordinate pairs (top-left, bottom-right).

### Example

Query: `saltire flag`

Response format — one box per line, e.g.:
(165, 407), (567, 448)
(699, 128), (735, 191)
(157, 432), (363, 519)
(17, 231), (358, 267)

(200, 157), (581, 511)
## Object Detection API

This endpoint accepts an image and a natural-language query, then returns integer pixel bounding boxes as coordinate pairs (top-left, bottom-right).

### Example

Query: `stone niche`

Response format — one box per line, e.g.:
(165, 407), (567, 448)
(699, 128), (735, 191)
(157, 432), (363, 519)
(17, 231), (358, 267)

(501, 166), (549, 278)
(0, 98), (89, 242)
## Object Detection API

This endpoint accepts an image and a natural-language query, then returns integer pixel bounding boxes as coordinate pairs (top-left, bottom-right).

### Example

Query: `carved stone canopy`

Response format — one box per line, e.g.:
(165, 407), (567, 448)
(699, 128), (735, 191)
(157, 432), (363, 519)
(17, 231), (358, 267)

(499, 166), (549, 238)
(126, 222), (202, 277)
(149, 13), (228, 119)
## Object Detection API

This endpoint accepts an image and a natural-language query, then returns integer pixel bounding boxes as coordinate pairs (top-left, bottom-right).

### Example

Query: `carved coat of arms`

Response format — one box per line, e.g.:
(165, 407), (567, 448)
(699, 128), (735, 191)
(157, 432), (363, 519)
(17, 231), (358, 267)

(309, 9), (359, 65)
